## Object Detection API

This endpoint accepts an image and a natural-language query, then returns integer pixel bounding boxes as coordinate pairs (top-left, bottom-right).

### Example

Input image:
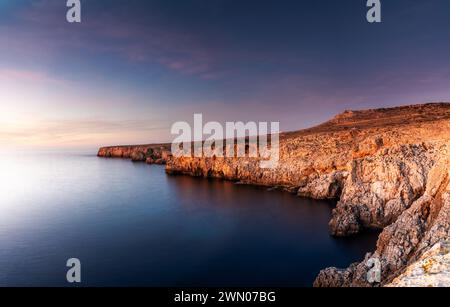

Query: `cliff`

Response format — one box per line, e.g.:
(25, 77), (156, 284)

(97, 144), (171, 164)
(98, 102), (450, 286)
(386, 240), (450, 287)
(314, 147), (449, 286)
(165, 102), (450, 286)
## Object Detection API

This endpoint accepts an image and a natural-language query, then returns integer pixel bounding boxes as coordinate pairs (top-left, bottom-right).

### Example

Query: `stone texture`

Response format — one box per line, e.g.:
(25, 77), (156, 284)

(315, 146), (450, 286)
(329, 143), (437, 236)
(386, 240), (450, 287)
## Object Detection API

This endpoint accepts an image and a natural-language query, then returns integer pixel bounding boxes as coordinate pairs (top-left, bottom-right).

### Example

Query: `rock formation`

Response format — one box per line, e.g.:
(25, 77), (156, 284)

(386, 240), (450, 287)
(314, 147), (449, 286)
(98, 102), (450, 286)
(97, 144), (171, 164)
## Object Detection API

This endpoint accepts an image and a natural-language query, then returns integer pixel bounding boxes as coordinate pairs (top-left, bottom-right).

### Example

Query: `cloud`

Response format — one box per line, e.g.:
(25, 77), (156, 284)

(1, 0), (309, 81)
(0, 118), (171, 147)
(0, 0), (219, 80)
(0, 68), (65, 85)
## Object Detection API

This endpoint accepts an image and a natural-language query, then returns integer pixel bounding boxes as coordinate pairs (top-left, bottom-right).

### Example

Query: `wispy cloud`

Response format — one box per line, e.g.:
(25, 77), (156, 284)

(0, 0), (219, 79)
(0, 68), (66, 85)
(1, 0), (310, 81)
(0, 118), (170, 147)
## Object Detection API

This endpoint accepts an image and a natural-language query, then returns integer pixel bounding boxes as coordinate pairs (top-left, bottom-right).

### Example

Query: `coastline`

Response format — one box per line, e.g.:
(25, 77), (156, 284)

(98, 144), (171, 164)
(98, 102), (450, 287)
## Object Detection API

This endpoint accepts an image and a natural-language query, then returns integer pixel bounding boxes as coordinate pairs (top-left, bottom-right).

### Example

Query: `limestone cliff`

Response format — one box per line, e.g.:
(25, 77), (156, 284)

(386, 240), (450, 287)
(98, 102), (450, 286)
(165, 103), (450, 286)
(166, 103), (450, 234)
(97, 144), (171, 164)
(314, 148), (449, 286)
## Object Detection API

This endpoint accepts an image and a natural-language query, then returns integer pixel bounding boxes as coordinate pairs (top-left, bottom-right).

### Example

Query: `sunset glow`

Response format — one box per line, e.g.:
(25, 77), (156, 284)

(1, 0), (450, 149)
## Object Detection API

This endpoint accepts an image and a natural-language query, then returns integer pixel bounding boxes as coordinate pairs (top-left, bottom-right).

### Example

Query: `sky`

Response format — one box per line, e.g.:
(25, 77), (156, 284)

(1, 0), (450, 150)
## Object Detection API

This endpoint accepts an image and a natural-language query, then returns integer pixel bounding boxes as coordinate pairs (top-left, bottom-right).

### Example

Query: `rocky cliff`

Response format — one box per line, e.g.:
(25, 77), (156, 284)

(98, 102), (450, 286)
(97, 144), (171, 164)
(165, 103), (450, 286)
(386, 240), (450, 287)
(314, 146), (449, 286)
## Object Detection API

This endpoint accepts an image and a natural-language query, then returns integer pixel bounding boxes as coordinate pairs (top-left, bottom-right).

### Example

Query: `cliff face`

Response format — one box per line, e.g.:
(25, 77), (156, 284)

(98, 102), (450, 286)
(314, 148), (449, 286)
(167, 103), (450, 233)
(165, 103), (450, 286)
(386, 240), (450, 287)
(98, 144), (171, 164)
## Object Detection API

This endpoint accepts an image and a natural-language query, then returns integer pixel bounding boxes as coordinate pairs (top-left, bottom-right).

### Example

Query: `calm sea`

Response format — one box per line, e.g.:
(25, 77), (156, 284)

(0, 152), (378, 286)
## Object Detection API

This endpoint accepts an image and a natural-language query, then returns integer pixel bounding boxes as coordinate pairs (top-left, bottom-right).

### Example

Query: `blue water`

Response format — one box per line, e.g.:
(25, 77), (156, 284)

(0, 153), (378, 287)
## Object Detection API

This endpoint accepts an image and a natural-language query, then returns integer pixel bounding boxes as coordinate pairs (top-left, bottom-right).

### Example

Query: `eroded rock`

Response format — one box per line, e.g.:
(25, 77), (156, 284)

(315, 148), (450, 286)
(386, 240), (450, 287)
(98, 144), (171, 164)
(98, 103), (450, 287)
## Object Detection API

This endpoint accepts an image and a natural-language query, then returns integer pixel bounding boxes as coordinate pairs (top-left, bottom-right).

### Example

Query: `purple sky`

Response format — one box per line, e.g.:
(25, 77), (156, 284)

(1, 0), (450, 150)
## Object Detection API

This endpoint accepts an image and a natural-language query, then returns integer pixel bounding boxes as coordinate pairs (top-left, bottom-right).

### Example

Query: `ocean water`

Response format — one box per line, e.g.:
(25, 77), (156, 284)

(0, 153), (378, 287)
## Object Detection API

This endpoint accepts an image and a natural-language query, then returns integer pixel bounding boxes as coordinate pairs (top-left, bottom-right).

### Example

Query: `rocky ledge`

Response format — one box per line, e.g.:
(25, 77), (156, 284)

(98, 102), (450, 286)
(386, 240), (450, 287)
(97, 144), (171, 164)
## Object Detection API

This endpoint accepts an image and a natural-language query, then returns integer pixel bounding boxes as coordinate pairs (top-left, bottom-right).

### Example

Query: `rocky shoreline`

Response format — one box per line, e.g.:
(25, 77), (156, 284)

(98, 103), (450, 287)
(98, 144), (171, 164)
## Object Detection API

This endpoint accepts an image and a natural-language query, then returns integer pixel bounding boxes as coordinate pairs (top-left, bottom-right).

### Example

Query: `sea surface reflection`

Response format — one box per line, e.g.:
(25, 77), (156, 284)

(0, 153), (378, 286)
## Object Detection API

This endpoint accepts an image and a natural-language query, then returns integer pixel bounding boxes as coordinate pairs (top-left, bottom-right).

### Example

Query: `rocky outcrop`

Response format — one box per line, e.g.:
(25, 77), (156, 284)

(386, 240), (450, 287)
(167, 103), (450, 236)
(315, 146), (450, 286)
(98, 102), (450, 286)
(329, 143), (438, 236)
(165, 103), (450, 287)
(97, 144), (171, 164)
